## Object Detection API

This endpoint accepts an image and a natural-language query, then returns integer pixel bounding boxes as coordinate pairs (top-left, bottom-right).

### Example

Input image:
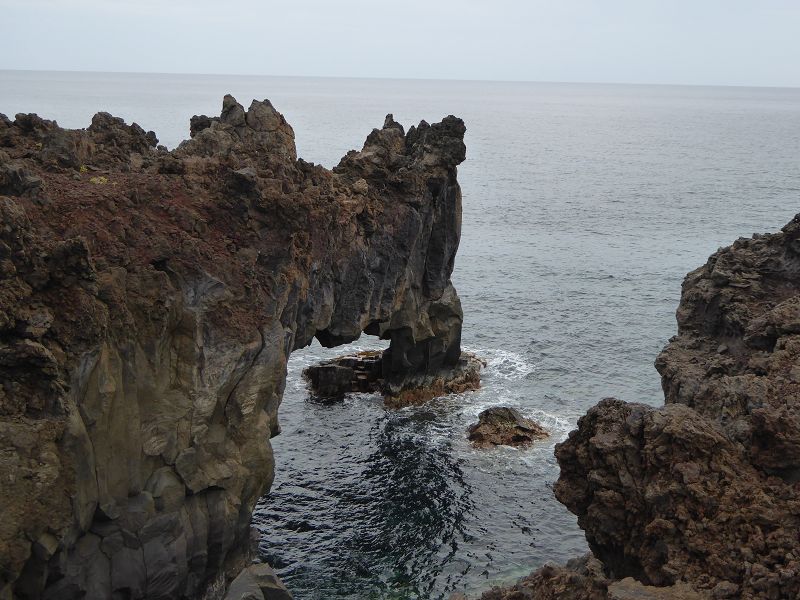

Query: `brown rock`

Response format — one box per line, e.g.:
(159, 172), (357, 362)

(0, 97), (468, 598)
(479, 554), (609, 599)
(656, 215), (800, 475)
(468, 406), (549, 448)
(607, 578), (708, 600)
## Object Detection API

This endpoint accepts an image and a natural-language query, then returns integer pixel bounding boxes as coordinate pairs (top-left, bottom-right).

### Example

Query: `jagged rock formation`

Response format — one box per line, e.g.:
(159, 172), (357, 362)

(0, 97), (467, 598)
(477, 554), (609, 600)
(479, 216), (800, 599)
(656, 217), (800, 479)
(302, 349), (482, 405)
(466, 406), (549, 448)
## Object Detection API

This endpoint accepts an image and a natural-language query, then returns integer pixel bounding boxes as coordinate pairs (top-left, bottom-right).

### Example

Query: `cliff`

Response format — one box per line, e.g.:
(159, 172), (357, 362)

(0, 96), (467, 598)
(481, 216), (800, 599)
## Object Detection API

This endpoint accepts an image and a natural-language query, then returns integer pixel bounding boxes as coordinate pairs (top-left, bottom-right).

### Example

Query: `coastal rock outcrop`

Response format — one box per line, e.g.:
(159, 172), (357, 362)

(656, 216), (800, 478)
(467, 406), (549, 448)
(481, 215), (800, 599)
(302, 350), (483, 405)
(0, 97), (467, 598)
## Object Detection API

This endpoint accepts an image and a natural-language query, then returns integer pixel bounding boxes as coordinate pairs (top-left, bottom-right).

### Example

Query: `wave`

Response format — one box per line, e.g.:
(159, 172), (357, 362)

(465, 346), (535, 382)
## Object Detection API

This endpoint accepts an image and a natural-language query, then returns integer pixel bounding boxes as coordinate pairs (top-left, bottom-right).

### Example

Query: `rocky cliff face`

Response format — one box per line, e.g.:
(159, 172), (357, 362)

(481, 216), (800, 600)
(0, 96), (467, 598)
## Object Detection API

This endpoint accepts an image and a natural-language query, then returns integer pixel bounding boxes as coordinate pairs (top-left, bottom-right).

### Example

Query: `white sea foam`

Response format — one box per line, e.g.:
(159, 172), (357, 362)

(466, 346), (535, 382)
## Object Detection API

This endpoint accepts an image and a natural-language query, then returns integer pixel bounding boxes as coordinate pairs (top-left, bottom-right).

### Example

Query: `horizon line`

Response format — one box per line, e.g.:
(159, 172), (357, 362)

(2, 68), (799, 92)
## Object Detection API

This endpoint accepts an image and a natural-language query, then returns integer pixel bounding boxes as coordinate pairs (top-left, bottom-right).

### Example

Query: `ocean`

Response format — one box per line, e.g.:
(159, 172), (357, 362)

(2, 70), (799, 599)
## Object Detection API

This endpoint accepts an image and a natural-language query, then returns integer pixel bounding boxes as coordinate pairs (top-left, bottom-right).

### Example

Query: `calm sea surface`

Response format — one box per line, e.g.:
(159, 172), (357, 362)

(2, 71), (799, 599)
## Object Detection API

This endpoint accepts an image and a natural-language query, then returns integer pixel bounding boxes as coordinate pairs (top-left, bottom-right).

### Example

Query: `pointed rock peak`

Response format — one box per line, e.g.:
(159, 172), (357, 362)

(220, 94), (246, 127)
(405, 116), (466, 169)
(383, 114), (405, 134)
(222, 94), (239, 110)
(246, 99), (285, 133)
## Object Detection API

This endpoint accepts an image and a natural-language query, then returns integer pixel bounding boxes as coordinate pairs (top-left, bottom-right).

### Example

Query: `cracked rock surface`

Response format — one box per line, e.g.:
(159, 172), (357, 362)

(478, 215), (800, 599)
(0, 97), (467, 598)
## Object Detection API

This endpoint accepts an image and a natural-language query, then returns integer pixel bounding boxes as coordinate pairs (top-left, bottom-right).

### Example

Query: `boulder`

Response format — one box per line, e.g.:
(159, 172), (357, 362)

(467, 406), (549, 448)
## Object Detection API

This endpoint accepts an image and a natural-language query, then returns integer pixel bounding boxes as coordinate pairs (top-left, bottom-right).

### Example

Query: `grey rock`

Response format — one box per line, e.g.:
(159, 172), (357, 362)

(225, 563), (292, 600)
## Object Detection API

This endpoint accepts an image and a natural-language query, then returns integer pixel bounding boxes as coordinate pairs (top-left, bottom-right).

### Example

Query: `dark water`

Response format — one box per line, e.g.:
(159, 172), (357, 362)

(3, 71), (799, 598)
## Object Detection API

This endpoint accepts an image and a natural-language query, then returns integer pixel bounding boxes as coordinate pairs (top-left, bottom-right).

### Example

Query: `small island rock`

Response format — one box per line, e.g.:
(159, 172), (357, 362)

(467, 406), (549, 448)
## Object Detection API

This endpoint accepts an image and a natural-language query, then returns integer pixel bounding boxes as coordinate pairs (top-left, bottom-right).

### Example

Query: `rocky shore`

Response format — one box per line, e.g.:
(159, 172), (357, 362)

(0, 97), (468, 598)
(3, 91), (798, 600)
(480, 215), (800, 599)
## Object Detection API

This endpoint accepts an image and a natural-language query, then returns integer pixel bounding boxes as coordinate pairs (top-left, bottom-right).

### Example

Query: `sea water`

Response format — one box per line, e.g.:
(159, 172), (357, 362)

(2, 71), (799, 598)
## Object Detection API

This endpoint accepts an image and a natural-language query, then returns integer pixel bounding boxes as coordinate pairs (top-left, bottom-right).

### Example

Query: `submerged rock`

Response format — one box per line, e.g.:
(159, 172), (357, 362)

(0, 97), (468, 598)
(467, 406), (549, 448)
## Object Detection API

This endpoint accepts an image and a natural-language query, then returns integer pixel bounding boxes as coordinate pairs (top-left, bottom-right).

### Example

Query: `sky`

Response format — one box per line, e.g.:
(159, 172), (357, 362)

(1, 0), (799, 87)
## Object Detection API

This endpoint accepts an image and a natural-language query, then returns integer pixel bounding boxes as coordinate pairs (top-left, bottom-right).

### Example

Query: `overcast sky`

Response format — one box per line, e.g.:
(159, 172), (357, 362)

(2, 0), (799, 87)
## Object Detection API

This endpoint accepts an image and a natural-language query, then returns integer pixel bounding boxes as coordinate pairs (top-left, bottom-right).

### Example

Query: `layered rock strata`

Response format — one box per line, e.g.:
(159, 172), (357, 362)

(0, 97), (467, 598)
(302, 349), (482, 405)
(480, 215), (800, 599)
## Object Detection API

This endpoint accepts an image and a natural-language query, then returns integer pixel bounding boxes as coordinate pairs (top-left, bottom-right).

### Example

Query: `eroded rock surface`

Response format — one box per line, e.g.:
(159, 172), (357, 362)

(555, 399), (799, 597)
(656, 215), (800, 478)
(476, 554), (609, 600)
(303, 350), (483, 405)
(479, 216), (800, 599)
(467, 406), (549, 448)
(0, 98), (467, 598)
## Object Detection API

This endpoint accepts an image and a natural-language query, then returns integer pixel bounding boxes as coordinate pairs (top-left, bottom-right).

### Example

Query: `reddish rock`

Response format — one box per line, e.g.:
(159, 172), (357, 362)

(478, 554), (609, 600)
(0, 97), (468, 598)
(481, 215), (800, 599)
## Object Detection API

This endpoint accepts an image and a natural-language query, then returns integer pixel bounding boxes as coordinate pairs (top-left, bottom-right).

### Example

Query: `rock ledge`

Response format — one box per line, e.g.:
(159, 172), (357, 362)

(303, 350), (483, 407)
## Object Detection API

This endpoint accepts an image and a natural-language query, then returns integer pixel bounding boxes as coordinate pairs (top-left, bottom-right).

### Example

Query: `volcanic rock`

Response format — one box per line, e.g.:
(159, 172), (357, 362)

(477, 553), (609, 599)
(303, 350), (483, 405)
(656, 215), (800, 477)
(479, 215), (800, 599)
(303, 351), (384, 399)
(467, 406), (549, 448)
(224, 563), (292, 600)
(0, 96), (467, 598)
